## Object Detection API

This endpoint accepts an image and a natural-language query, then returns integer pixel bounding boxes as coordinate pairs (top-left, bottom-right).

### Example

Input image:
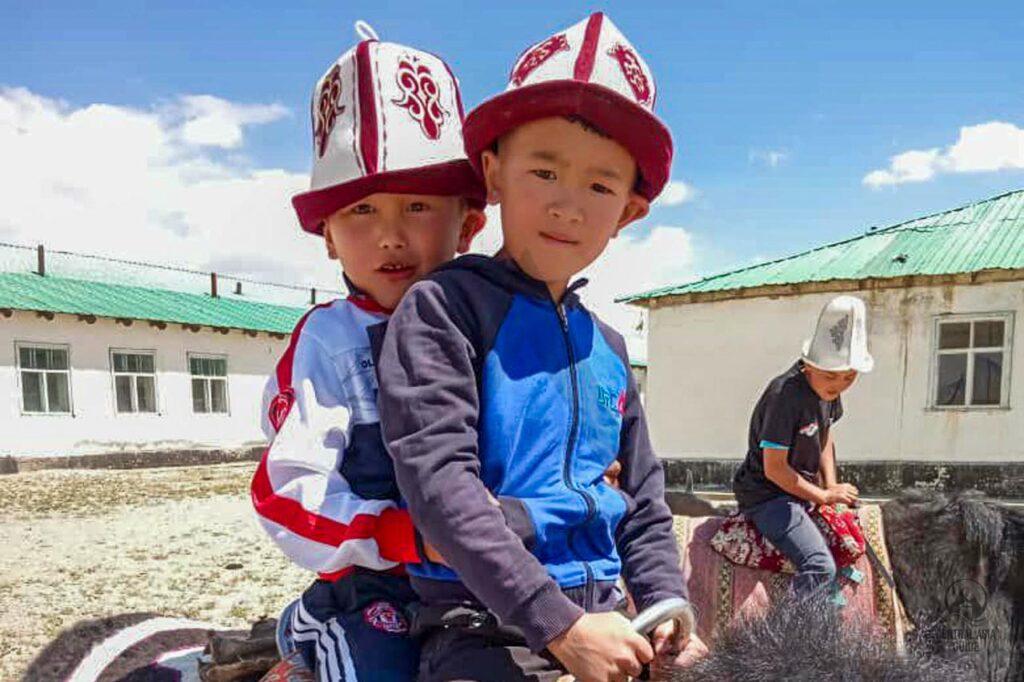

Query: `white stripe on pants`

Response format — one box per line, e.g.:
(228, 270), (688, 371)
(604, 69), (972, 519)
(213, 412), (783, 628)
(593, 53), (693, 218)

(293, 599), (361, 682)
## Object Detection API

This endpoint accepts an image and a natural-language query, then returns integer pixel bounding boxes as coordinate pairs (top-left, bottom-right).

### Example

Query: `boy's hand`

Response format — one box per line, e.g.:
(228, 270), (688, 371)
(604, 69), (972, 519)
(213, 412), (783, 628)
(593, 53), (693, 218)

(650, 620), (708, 677)
(548, 612), (653, 682)
(603, 460), (623, 489)
(824, 483), (859, 506)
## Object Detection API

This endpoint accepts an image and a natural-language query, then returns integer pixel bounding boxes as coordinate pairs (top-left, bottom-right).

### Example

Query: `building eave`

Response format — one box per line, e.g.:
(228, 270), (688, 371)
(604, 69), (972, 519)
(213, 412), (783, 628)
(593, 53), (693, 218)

(631, 268), (1024, 309)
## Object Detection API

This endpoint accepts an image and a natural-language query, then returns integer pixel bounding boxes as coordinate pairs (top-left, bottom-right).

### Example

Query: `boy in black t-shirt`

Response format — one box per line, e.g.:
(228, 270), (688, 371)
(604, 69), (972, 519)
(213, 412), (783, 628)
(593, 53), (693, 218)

(733, 296), (873, 596)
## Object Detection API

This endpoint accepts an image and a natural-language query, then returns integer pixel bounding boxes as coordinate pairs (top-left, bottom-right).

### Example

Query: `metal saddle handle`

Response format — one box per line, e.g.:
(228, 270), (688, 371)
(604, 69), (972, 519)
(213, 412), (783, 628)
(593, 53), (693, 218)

(567, 598), (697, 682)
(631, 597), (696, 640)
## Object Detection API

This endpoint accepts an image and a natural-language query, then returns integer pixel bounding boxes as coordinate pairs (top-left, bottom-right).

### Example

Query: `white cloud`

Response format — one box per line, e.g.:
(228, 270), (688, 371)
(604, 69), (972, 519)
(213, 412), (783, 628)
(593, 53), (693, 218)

(864, 121), (1024, 188)
(654, 180), (697, 207)
(177, 95), (288, 149)
(580, 225), (696, 362)
(0, 86), (335, 288)
(749, 149), (789, 168)
(469, 204), (505, 256)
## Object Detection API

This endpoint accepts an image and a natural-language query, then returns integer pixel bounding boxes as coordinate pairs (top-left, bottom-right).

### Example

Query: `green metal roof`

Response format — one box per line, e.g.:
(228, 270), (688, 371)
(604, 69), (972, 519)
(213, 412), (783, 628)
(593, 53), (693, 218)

(0, 271), (307, 333)
(0, 244), (342, 333)
(621, 188), (1024, 305)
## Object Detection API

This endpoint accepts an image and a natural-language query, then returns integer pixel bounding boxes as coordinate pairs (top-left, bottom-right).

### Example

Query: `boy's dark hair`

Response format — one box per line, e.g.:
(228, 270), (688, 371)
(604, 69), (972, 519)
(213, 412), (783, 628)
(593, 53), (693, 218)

(492, 115), (611, 154)
(564, 115), (611, 139)
(490, 115), (641, 191)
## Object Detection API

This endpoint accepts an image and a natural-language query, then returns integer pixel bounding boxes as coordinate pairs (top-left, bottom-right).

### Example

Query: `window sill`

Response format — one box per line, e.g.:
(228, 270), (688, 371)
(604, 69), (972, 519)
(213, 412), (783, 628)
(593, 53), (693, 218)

(926, 405), (1012, 413)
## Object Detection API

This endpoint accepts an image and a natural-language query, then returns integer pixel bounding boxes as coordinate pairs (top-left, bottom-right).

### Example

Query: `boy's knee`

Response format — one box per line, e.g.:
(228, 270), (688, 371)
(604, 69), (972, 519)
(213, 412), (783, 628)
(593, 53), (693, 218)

(805, 550), (837, 582)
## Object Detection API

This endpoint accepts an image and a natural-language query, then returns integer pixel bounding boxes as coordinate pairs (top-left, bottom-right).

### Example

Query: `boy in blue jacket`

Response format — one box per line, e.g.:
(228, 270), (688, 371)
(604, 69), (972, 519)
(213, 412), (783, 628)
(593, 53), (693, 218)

(376, 13), (707, 682)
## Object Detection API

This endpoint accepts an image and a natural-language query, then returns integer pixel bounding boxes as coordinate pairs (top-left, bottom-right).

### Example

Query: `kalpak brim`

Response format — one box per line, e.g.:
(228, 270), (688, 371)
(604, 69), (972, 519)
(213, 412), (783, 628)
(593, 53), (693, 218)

(292, 159), (485, 235)
(463, 80), (673, 202)
(801, 340), (875, 373)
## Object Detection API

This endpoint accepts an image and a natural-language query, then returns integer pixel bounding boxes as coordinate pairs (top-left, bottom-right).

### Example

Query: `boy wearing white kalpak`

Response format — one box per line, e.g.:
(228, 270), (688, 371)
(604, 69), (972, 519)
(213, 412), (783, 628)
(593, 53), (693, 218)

(733, 296), (873, 597)
(251, 25), (489, 680)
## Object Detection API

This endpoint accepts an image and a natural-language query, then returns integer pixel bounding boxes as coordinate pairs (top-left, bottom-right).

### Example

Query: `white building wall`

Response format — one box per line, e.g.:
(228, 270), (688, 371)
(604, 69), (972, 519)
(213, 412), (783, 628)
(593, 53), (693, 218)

(0, 311), (289, 458)
(645, 281), (1024, 463)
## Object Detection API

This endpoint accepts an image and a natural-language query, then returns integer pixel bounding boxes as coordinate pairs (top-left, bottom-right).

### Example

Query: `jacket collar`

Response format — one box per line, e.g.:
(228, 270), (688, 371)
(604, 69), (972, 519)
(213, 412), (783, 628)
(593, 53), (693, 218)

(342, 273), (393, 315)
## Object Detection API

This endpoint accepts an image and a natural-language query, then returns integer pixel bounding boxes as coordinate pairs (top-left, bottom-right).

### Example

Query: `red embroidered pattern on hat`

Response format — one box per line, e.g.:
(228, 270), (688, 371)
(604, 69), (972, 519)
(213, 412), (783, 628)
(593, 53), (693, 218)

(606, 43), (652, 106)
(363, 601), (409, 634)
(267, 388), (295, 432)
(314, 64), (347, 158)
(392, 56), (447, 140)
(511, 34), (570, 86)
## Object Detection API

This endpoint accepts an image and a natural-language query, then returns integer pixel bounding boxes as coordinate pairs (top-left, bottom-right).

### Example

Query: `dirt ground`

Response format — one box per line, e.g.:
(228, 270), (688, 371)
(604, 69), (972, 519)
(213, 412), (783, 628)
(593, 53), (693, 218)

(0, 462), (309, 681)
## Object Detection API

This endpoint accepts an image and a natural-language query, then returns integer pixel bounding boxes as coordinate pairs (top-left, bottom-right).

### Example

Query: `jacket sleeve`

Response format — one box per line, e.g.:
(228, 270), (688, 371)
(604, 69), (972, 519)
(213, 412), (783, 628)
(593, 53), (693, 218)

(377, 279), (584, 652)
(251, 324), (419, 574)
(615, 368), (688, 612)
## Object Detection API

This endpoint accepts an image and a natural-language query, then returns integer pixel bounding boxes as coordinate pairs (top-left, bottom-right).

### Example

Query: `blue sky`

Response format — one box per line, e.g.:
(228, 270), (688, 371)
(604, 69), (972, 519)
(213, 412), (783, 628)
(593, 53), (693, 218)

(2, 1), (1023, 329)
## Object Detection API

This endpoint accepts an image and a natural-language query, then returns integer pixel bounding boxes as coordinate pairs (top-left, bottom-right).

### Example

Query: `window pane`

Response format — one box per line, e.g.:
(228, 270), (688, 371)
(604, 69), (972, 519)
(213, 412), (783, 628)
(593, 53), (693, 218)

(33, 348), (49, 369)
(138, 354), (155, 374)
(192, 378), (208, 412)
(48, 348), (68, 370)
(210, 379), (228, 413)
(19, 347), (35, 369)
(136, 376), (156, 412)
(190, 357), (201, 375)
(115, 375), (133, 412)
(939, 322), (971, 350)
(113, 353), (128, 372)
(936, 353), (967, 406)
(971, 352), (1003, 406)
(21, 371), (44, 411)
(46, 372), (70, 413)
(973, 321), (1005, 348)
(210, 358), (227, 376)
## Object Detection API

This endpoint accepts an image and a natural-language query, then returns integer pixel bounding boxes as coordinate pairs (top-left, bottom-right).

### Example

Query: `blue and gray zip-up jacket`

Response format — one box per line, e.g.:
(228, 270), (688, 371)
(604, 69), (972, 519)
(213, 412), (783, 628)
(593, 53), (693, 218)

(375, 254), (685, 652)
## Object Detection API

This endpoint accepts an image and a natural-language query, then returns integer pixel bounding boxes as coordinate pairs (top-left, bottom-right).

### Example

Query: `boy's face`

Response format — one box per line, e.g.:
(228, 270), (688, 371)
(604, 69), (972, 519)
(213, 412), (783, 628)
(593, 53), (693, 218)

(803, 365), (859, 402)
(323, 193), (484, 310)
(481, 117), (649, 298)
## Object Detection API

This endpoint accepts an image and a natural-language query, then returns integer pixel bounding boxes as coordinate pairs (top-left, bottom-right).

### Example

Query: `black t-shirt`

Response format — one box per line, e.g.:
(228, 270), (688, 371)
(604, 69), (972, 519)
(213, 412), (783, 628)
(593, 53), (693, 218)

(732, 361), (843, 510)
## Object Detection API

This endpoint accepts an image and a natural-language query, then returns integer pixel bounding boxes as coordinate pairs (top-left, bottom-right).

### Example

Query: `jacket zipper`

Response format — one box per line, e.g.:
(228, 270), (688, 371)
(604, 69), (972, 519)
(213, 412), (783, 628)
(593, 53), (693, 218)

(556, 301), (596, 605)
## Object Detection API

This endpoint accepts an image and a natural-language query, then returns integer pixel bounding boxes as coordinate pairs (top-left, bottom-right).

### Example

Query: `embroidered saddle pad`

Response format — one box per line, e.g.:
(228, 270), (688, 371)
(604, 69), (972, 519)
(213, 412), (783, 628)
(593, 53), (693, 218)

(673, 505), (907, 651)
(709, 503), (866, 573)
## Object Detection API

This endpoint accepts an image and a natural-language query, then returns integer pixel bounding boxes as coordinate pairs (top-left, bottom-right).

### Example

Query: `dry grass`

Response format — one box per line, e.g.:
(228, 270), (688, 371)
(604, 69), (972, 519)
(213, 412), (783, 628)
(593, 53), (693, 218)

(0, 463), (309, 681)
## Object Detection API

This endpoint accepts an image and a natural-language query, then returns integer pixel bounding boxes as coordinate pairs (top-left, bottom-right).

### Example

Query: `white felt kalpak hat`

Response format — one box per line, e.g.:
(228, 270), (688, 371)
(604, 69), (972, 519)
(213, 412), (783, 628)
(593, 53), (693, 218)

(292, 22), (484, 234)
(463, 12), (673, 202)
(801, 295), (874, 373)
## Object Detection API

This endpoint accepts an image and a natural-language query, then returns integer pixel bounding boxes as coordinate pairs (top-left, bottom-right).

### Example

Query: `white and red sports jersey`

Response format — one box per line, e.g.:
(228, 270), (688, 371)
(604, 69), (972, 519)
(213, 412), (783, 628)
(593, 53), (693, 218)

(251, 297), (419, 580)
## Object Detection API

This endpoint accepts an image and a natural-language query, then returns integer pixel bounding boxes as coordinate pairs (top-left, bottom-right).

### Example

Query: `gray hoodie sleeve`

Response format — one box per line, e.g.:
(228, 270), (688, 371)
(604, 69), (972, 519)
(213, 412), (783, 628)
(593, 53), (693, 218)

(615, 363), (688, 612)
(376, 278), (583, 651)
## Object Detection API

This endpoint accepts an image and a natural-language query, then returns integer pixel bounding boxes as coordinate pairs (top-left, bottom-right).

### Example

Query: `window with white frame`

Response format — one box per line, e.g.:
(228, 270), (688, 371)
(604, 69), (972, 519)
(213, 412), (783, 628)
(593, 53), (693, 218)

(112, 350), (157, 414)
(189, 354), (229, 413)
(933, 314), (1013, 408)
(17, 343), (72, 414)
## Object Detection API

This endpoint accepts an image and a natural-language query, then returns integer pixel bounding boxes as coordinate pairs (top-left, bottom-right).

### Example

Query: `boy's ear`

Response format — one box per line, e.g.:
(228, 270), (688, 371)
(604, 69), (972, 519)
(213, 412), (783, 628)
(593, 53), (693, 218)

(323, 224), (339, 260)
(456, 207), (487, 254)
(480, 150), (502, 205)
(613, 193), (650, 237)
